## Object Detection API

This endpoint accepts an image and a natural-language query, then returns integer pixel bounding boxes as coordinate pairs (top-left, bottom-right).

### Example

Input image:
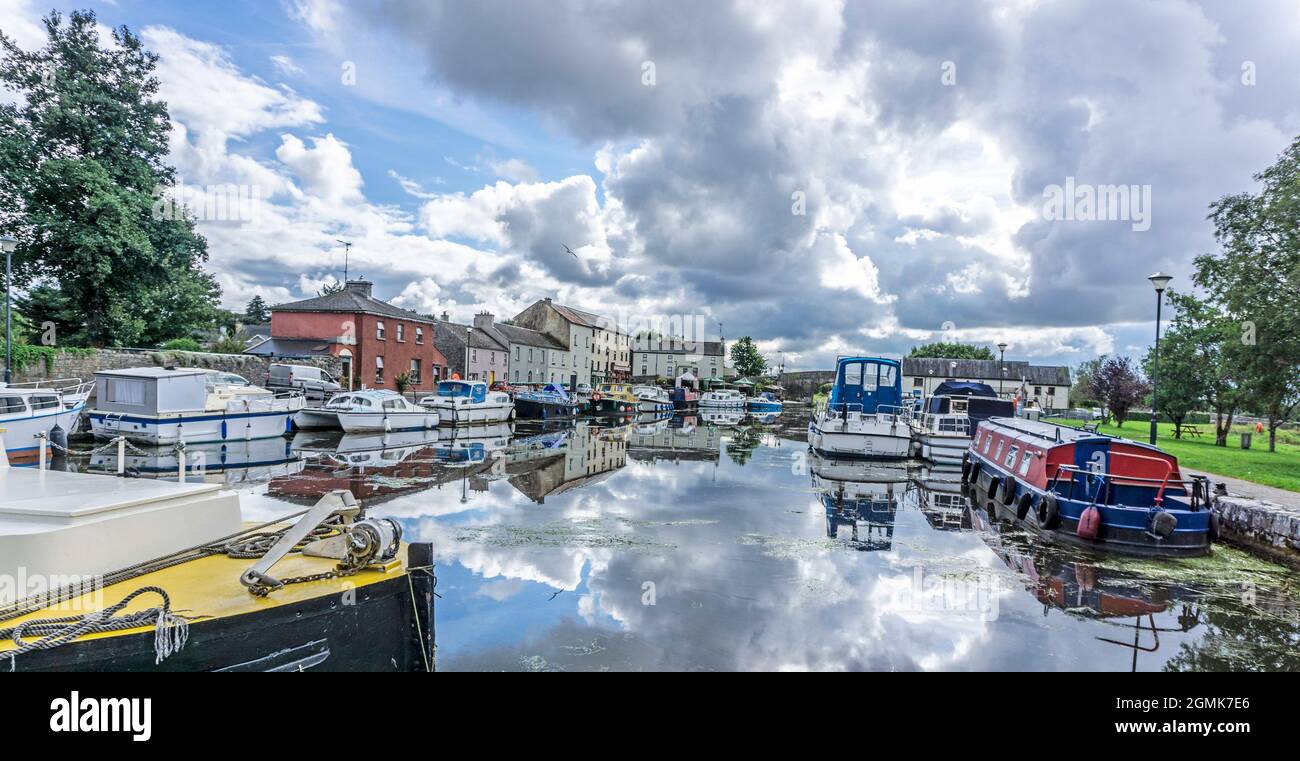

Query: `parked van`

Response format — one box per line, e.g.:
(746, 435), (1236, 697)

(268, 363), (342, 399)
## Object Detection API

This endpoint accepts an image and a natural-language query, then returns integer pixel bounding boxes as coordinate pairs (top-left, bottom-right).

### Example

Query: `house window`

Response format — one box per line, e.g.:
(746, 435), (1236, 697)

(528, 348), (534, 362)
(1034, 386), (1042, 395)
(410, 359), (421, 384)
(375, 356), (385, 384)
(527, 370), (533, 382)
(514, 346), (520, 361)
(515, 370), (520, 382)
(376, 321), (386, 340)
(913, 377), (924, 387)
(642, 366), (648, 375)
(491, 352), (496, 365)
(415, 327), (424, 344)
(1047, 387), (1056, 396)
(472, 349), (477, 363)
(396, 324), (405, 342)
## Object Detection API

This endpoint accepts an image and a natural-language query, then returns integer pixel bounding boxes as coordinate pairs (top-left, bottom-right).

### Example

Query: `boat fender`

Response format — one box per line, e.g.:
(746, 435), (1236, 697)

(1016, 492), (1033, 521)
(987, 476), (1001, 501)
(1208, 511), (1220, 542)
(1150, 510), (1177, 539)
(968, 460), (981, 487)
(1000, 477), (1018, 506)
(1037, 494), (1060, 530)
(1076, 504), (1101, 540)
(960, 454), (971, 481)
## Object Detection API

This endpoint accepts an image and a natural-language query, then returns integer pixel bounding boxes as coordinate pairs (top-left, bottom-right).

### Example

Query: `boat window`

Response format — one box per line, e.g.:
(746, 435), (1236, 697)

(1004, 445), (1019, 468)
(105, 378), (146, 406)
(983, 434), (993, 454)
(1018, 451), (1034, 476)
(329, 395), (352, 407)
(354, 398), (372, 408)
(843, 362), (862, 386)
(0, 396), (26, 414)
(879, 364), (896, 388)
(383, 399), (405, 411)
(994, 439), (1005, 460)
(861, 363), (878, 392)
(973, 429), (982, 446)
(29, 395), (60, 411)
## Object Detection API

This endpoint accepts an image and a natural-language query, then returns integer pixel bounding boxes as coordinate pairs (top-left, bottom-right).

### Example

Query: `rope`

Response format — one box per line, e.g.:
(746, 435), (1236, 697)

(1, 587), (188, 672)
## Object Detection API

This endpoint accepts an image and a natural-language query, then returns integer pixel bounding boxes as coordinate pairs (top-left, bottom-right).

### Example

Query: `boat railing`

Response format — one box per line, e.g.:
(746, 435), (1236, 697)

(1050, 456), (1208, 510)
(918, 413), (971, 435)
(3, 377), (93, 398)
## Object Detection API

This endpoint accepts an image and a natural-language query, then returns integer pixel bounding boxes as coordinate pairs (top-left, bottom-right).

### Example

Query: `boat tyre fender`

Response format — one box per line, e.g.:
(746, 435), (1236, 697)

(1000, 477), (1018, 506)
(1208, 511), (1220, 542)
(960, 454), (971, 482)
(1015, 492), (1033, 521)
(1037, 494), (1061, 531)
(987, 476), (1000, 502)
(967, 460), (981, 488)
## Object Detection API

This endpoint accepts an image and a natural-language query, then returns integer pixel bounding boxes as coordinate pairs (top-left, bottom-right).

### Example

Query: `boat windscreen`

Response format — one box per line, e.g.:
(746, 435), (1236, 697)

(968, 396), (1015, 421)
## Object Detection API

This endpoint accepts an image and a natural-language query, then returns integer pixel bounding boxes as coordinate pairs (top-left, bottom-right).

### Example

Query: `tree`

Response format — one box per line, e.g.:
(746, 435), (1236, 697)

(729, 336), (766, 378)
(244, 295), (270, 323)
(1087, 356), (1149, 428)
(1069, 357), (1104, 408)
(1141, 309), (1205, 438)
(0, 10), (220, 346)
(907, 342), (995, 360)
(317, 280), (345, 296)
(1164, 292), (1245, 447)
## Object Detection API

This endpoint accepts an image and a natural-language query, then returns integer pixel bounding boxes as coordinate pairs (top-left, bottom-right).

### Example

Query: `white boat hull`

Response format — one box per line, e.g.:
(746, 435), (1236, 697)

(919, 432), (971, 465)
(0, 404), (84, 460)
(336, 409), (440, 433)
(699, 400), (746, 409)
(293, 408), (342, 430)
(423, 401), (514, 426)
(88, 406), (297, 446)
(638, 399), (674, 413)
(808, 411), (910, 459)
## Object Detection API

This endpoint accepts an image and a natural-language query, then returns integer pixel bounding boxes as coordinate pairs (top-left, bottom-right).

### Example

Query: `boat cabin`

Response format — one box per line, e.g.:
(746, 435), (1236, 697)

(93, 367), (213, 415)
(924, 381), (1013, 420)
(828, 357), (903, 414)
(433, 380), (488, 403)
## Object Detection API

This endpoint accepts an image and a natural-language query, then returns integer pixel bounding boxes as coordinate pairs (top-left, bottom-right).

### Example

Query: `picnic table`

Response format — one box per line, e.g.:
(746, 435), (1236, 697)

(1176, 423), (1203, 438)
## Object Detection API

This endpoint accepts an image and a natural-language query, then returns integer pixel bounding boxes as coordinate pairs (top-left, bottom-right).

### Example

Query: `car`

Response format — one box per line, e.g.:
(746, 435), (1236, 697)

(575, 383), (593, 395)
(267, 363), (343, 400)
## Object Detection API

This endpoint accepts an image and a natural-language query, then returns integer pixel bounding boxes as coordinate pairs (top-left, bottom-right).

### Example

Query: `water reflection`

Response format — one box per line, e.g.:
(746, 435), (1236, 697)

(194, 408), (1300, 671)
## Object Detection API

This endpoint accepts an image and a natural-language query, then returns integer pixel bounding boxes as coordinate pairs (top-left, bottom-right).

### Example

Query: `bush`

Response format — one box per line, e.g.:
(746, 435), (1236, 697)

(208, 334), (248, 354)
(1126, 411), (1213, 424)
(161, 338), (203, 352)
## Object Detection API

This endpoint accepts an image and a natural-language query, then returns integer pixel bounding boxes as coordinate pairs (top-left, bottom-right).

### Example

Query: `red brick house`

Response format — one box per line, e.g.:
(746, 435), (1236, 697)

(266, 281), (447, 393)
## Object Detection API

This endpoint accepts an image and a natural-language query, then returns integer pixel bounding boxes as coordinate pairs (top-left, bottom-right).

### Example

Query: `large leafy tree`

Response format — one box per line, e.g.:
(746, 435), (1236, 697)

(0, 10), (220, 347)
(1141, 297), (1207, 438)
(907, 342), (996, 360)
(1164, 292), (1244, 446)
(1086, 356), (1149, 427)
(729, 336), (767, 378)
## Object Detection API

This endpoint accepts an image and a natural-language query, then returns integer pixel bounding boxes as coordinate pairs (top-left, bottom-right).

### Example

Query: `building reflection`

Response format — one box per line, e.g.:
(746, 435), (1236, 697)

(506, 421), (629, 503)
(626, 414), (721, 465)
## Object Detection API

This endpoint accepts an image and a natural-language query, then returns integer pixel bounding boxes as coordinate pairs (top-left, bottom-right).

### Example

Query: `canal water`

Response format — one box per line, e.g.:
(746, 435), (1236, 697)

(75, 406), (1300, 671)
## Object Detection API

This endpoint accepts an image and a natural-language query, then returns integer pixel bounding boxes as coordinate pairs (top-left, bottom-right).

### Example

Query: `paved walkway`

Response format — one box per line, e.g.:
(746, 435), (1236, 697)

(1188, 469), (1299, 505)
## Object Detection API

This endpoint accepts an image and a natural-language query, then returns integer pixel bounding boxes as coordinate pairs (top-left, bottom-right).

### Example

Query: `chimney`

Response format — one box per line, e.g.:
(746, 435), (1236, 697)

(440, 311), (450, 323)
(473, 311), (495, 330)
(344, 280), (373, 298)
(543, 297), (552, 303)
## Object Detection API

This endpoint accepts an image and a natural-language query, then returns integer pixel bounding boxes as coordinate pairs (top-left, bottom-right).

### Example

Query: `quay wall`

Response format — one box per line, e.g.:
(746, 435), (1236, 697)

(779, 370), (835, 400)
(1213, 493), (1300, 568)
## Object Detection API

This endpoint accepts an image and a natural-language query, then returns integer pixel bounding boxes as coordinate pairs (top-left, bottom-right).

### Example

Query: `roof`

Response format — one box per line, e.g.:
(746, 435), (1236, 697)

(432, 321), (507, 352)
(93, 367), (209, 379)
(902, 357), (1070, 385)
(635, 337), (725, 356)
(487, 322), (568, 351)
(273, 288), (431, 323)
(244, 338), (340, 357)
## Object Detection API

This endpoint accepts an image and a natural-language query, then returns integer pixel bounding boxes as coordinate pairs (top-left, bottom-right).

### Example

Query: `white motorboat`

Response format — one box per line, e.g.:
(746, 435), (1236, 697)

(419, 380), (514, 425)
(0, 380), (91, 462)
(294, 389), (404, 430)
(909, 381), (1015, 465)
(807, 357), (911, 459)
(700, 388), (747, 408)
(632, 384), (674, 413)
(335, 391), (438, 433)
(87, 367), (305, 446)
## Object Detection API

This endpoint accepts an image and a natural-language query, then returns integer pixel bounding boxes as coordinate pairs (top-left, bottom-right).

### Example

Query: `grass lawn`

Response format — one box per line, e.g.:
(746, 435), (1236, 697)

(1045, 418), (1300, 494)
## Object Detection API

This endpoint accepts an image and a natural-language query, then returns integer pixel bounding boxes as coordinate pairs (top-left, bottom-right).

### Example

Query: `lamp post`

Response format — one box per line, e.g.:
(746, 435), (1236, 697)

(997, 342), (1008, 397)
(1, 235), (16, 385)
(465, 325), (473, 382)
(1148, 272), (1173, 445)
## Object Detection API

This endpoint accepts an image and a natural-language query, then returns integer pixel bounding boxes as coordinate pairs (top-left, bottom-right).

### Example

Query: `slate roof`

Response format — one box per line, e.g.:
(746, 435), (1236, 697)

(901, 357), (1070, 385)
(635, 337), (725, 356)
(433, 321), (508, 352)
(273, 287), (431, 323)
(243, 338), (340, 357)
(487, 322), (568, 351)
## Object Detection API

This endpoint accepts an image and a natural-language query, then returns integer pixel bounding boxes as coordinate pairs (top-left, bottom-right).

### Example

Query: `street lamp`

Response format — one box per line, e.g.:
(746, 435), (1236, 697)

(1148, 272), (1173, 445)
(465, 325), (473, 382)
(997, 342), (1008, 396)
(1, 235), (17, 385)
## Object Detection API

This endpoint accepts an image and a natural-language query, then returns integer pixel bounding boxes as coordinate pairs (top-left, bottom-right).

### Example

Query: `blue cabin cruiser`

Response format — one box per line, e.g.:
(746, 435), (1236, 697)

(419, 380), (514, 425)
(807, 357), (910, 458)
(514, 384), (579, 420)
(747, 392), (783, 413)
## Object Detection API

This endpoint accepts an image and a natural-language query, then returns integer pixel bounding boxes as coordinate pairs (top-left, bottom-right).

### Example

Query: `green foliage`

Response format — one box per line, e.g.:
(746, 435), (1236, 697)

(1086, 355), (1149, 427)
(161, 337), (202, 352)
(243, 295), (271, 324)
(394, 371), (413, 395)
(1069, 357), (1102, 408)
(907, 342), (996, 360)
(1142, 296), (1209, 437)
(208, 333), (248, 354)
(729, 336), (766, 378)
(317, 280), (345, 297)
(0, 10), (220, 347)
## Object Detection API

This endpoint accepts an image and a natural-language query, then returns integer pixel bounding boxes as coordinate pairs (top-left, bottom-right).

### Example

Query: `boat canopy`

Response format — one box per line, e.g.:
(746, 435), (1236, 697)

(932, 381), (998, 398)
(827, 357), (902, 414)
(436, 380), (487, 403)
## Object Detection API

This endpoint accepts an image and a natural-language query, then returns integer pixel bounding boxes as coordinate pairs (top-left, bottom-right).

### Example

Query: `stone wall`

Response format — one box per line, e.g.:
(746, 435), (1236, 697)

(2, 349), (341, 396)
(1214, 493), (1300, 567)
(779, 370), (836, 400)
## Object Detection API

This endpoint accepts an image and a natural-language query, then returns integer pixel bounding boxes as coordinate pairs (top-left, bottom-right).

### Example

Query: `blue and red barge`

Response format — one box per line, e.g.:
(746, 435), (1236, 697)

(961, 418), (1216, 558)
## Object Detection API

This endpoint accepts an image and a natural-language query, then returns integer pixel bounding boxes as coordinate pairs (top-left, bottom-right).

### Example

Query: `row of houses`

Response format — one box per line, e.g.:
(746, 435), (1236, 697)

(899, 357), (1072, 412)
(245, 282), (729, 393)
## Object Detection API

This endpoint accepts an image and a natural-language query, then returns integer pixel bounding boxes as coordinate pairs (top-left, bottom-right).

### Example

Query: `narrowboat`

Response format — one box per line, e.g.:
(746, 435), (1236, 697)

(335, 390), (438, 433)
(633, 384), (674, 413)
(747, 391), (783, 413)
(0, 380), (91, 462)
(88, 367), (305, 446)
(807, 357), (910, 459)
(699, 387), (746, 408)
(293, 389), (404, 430)
(419, 380), (515, 425)
(514, 383), (580, 419)
(591, 383), (639, 415)
(909, 381), (1014, 465)
(962, 417), (1215, 558)
(0, 430), (435, 672)
(671, 372), (700, 410)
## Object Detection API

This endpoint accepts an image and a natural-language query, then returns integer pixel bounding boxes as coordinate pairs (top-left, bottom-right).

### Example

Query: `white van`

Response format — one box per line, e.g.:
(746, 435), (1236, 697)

(268, 363), (342, 399)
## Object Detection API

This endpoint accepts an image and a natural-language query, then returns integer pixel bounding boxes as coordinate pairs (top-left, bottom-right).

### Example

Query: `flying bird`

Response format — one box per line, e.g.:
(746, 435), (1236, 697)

(563, 244), (578, 258)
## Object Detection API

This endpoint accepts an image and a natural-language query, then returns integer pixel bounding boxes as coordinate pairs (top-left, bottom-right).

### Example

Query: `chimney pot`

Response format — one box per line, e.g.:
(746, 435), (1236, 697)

(344, 280), (373, 298)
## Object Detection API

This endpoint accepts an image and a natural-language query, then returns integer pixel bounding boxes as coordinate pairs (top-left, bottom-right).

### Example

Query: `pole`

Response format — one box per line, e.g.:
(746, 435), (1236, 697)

(1150, 290), (1163, 446)
(4, 246), (11, 385)
(998, 347), (1005, 396)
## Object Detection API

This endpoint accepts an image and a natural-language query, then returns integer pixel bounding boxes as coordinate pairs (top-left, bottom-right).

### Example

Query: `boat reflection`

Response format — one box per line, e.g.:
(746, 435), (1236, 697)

(811, 452), (907, 552)
(909, 464), (969, 531)
(86, 437), (304, 485)
(626, 414), (722, 464)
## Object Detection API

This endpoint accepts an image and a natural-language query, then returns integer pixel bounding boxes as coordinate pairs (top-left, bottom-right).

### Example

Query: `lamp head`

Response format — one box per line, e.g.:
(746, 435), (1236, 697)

(997, 342), (1008, 353)
(1148, 272), (1173, 293)
(0, 235), (16, 254)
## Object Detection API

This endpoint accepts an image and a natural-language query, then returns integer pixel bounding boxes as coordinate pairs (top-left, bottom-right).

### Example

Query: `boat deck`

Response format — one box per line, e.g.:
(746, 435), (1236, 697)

(0, 468), (222, 522)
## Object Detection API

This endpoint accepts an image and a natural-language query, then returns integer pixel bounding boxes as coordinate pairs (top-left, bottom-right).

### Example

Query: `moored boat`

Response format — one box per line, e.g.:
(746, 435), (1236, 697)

(0, 430), (435, 672)
(514, 383), (579, 420)
(961, 417), (1215, 558)
(807, 357), (910, 459)
(294, 389), (404, 430)
(910, 381), (1014, 465)
(591, 383), (639, 415)
(336, 391), (438, 433)
(633, 384), (674, 413)
(419, 380), (514, 425)
(747, 391), (783, 413)
(699, 387), (746, 408)
(0, 380), (90, 462)
(88, 367), (304, 446)
(671, 372), (701, 410)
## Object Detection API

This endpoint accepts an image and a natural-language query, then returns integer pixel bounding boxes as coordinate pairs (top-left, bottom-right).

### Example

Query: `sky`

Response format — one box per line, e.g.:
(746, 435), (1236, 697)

(2, 0), (1298, 372)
